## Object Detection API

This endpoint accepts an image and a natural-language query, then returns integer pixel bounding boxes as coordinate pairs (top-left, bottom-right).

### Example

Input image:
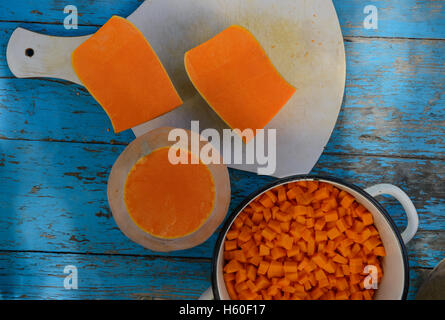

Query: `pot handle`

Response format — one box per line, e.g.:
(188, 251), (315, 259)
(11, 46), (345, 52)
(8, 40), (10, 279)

(364, 184), (419, 244)
(199, 287), (214, 300)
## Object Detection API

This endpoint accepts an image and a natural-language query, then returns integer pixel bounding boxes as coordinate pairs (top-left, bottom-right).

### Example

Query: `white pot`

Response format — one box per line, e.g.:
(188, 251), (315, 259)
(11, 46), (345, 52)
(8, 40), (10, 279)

(202, 175), (419, 300)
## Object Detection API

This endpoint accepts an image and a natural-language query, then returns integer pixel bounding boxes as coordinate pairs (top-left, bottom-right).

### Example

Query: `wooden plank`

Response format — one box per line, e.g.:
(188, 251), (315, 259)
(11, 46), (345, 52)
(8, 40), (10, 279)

(328, 37), (445, 159)
(0, 40), (445, 158)
(0, 251), (210, 299)
(0, 22), (443, 158)
(0, 250), (433, 299)
(0, 139), (443, 267)
(0, 138), (273, 258)
(0, 77), (134, 145)
(333, 0), (445, 39)
(0, 0), (443, 39)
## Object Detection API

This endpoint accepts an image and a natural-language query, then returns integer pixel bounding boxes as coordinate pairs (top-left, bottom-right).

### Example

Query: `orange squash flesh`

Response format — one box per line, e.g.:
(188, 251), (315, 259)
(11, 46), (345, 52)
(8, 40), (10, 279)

(72, 16), (183, 133)
(184, 25), (296, 140)
(223, 181), (386, 300)
(124, 147), (215, 239)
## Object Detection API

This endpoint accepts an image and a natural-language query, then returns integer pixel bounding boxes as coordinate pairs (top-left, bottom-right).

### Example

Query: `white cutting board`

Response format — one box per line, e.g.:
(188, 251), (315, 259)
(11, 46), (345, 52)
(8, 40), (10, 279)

(6, 0), (345, 178)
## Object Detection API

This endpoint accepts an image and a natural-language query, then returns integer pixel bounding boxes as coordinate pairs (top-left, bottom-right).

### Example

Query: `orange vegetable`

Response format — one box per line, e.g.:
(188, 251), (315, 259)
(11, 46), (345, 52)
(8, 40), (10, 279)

(340, 195), (355, 209)
(258, 261), (270, 275)
(236, 269), (247, 284)
(226, 229), (239, 240)
(374, 246), (386, 257)
(72, 16), (182, 133)
(238, 229), (252, 243)
(222, 180), (385, 300)
(184, 25), (296, 142)
(124, 147), (214, 239)
(277, 234), (294, 250)
(267, 261), (284, 278)
(363, 237), (382, 251)
(246, 265), (257, 281)
(225, 280), (238, 299)
(335, 290), (349, 300)
(293, 205), (309, 217)
(283, 261), (299, 273)
(265, 191), (277, 203)
(268, 220), (282, 234)
(260, 228), (275, 243)
(277, 188), (287, 202)
(287, 245), (300, 258)
(315, 231), (328, 242)
(251, 212), (263, 224)
(259, 244), (270, 256)
(314, 218), (326, 231)
(336, 219), (348, 233)
(333, 254), (348, 265)
(255, 275), (270, 290)
(225, 240), (237, 251)
(327, 227), (341, 240)
(232, 250), (247, 263)
(225, 259), (243, 273)
(313, 188), (330, 201)
(325, 211), (339, 222)
(271, 247), (286, 260)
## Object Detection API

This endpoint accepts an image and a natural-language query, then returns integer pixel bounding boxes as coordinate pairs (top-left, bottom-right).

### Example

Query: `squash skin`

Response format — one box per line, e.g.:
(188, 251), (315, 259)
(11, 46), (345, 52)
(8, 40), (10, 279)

(72, 16), (182, 133)
(184, 25), (296, 141)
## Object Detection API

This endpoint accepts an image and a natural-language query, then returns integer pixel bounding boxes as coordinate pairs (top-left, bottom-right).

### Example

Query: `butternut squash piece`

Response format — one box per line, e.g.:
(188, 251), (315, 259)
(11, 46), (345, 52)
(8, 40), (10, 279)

(124, 147), (214, 239)
(184, 25), (296, 141)
(72, 16), (182, 133)
(222, 180), (386, 300)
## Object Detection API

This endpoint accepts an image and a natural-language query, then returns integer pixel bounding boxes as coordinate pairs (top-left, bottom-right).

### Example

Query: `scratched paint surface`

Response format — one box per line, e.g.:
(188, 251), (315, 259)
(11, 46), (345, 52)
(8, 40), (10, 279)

(0, 0), (443, 38)
(0, 0), (444, 300)
(0, 251), (432, 300)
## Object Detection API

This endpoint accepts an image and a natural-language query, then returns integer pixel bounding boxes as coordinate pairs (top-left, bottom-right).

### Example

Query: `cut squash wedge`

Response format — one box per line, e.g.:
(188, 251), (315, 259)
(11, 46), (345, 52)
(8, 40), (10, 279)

(184, 25), (296, 141)
(72, 16), (183, 133)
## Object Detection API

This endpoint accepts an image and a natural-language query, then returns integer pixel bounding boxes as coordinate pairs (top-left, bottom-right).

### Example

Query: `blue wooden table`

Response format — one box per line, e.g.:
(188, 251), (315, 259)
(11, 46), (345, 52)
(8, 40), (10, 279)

(0, 0), (444, 300)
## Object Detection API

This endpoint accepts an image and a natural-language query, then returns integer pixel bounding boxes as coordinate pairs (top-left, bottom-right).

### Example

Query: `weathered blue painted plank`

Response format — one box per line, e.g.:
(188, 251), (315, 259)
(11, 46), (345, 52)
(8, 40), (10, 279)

(0, 31), (444, 158)
(0, 251), (210, 299)
(333, 0), (445, 39)
(0, 77), (134, 145)
(0, 251), (431, 299)
(328, 37), (445, 158)
(0, 139), (443, 267)
(0, 0), (443, 301)
(0, 0), (443, 39)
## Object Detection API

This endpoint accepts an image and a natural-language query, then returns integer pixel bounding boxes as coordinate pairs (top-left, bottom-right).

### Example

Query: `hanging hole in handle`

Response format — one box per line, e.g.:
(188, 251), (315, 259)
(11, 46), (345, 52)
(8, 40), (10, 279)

(25, 48), (34, 57)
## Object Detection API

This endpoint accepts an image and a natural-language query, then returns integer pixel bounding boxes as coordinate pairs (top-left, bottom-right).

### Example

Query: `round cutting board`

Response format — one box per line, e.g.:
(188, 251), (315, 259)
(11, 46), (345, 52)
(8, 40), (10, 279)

(130, 0), (346, 177)
(7, 0), (345, 178)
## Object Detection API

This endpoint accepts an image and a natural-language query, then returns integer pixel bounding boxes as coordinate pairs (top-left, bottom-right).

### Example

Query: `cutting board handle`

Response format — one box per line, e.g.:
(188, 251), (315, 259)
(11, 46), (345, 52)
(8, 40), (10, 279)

(6, 27), (90, 85)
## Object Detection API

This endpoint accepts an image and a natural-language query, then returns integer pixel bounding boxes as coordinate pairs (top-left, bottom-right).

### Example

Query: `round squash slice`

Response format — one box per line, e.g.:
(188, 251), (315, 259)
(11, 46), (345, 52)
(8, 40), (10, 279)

(123, 146), (215, 239)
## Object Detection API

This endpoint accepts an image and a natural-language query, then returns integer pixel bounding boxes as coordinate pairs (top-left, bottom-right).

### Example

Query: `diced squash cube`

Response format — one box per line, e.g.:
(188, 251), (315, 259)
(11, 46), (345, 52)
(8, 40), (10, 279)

(271, 247), (286, 260)
(224, 259), (243, 273)
(267, 261), (283, 278)
(374, 246), (386, 256)
(327, 227), (341, 240)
